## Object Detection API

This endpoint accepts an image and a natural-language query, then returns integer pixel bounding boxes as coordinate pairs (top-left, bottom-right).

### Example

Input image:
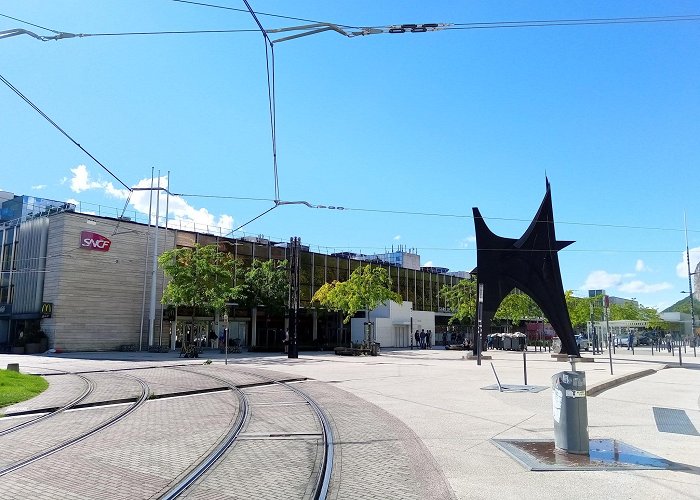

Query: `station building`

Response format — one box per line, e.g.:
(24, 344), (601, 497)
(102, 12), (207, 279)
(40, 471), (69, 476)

(0, 193), (465, 352)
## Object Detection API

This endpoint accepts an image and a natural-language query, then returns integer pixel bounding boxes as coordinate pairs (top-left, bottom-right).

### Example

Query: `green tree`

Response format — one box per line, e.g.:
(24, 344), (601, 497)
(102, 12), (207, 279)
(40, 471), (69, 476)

(240, 259), (289, 347)
(609, 301), (643, 321)
(495, 292), (536, 331)
(565, 291), (592, 328)
(158, 244), (244, 330)
(312, 265), (402, 324)
(441, 278), (477, 325)
(240, 259), (289, 313)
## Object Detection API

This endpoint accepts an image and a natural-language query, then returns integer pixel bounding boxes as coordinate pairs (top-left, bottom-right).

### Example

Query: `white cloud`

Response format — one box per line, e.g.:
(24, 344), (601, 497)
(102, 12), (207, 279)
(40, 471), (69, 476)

(618, 280), (672, 294)
(68, 166), (234, 234)
(458, 235), (477, 248)
(635, 259), (650, 272)
(676, 247), (700, 278)
(69, 165), (128, 199)
(423, 260), (433, 267)
(31, 184), (47, 190)
(66, 198), (79, 206)
(393, 235), (401, 241)
(582, 270), (622, 289)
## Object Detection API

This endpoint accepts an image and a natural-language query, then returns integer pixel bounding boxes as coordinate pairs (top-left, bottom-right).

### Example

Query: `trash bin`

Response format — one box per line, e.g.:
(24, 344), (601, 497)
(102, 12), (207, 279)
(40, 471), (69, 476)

(503, 334), (514, 351)
(370, 342), (381, 356)
(496, 333), (504, 350)
(551, 370), (589, 454)
(513, 333), (526, 351)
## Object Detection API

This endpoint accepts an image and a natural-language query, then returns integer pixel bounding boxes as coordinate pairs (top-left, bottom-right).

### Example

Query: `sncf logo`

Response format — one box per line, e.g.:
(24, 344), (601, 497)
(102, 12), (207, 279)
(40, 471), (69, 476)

(80, 231), (112, 252)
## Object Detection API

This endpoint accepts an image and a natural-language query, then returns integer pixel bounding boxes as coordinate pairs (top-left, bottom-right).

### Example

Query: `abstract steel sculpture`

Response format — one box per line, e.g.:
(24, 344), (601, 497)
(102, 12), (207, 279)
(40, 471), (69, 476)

(472, 179), (578, 355)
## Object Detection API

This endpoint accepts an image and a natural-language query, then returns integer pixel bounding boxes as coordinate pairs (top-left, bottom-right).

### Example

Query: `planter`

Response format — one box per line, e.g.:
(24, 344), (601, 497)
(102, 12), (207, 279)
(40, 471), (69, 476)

(11, 346), (25, 355)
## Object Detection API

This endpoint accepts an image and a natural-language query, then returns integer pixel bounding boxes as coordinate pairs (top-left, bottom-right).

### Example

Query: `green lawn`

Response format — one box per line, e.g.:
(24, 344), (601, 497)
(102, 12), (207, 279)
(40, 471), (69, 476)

(0, 369), (49, 409)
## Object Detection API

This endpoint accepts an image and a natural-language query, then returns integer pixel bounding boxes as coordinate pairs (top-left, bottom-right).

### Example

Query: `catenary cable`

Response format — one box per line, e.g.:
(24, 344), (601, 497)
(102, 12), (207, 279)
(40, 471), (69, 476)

(0, 72), (132, 192)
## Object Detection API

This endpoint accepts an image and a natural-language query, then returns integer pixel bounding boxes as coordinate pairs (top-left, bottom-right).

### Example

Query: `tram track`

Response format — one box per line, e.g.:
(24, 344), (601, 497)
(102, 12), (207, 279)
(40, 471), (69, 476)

(0, 373), (95, 436)
(0, 373), (150, 478)
(159, 367), (334, 500)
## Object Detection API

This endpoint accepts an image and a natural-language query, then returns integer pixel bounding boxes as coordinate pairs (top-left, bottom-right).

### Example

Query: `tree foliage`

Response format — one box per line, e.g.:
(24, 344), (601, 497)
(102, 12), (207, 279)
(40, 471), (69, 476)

(565, 291), (591, 328)
(312, 265), (402, 323)
(240, 259), (289, 313)
(440, 278), (477, 324)
(495, 292), (540, 328)
(158, 244), (244, 314)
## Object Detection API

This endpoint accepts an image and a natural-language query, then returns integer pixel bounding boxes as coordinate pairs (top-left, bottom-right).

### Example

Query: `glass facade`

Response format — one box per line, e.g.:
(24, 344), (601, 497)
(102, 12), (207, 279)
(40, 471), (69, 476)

(173, 232), (465, 350)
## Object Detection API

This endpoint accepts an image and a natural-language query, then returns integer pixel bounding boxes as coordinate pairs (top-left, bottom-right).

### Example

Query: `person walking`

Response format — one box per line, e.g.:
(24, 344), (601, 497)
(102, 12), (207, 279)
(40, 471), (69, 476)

(426, 330), (432, 349)
(627, 331), (634, 350)
(283, 329), (289, 354)
(442, 331), (447, 347)
(419, 329), (426, 349)
(414, 330), (420, 350)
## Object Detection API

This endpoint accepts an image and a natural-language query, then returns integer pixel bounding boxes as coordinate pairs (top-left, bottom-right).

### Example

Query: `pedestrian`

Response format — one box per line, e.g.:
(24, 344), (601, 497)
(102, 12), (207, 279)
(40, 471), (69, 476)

(420, 329), (426, 349)
(414, 330), (420, 349)
(442, 331), (447, 347)
(426, 330), (432, 349)
(627, 332), (634, 350)
(283, 329), (289, 354)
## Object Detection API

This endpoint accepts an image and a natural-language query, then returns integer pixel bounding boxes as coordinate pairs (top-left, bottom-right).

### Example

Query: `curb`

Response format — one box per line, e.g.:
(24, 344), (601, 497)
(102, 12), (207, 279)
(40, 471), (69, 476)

(586, 365), (667, 397)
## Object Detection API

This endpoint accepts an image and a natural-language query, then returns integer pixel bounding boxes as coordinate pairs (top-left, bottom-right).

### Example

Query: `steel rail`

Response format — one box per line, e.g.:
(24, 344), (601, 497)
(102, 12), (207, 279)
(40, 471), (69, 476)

(199, 367), (334, 499)
(158, 370), (250, 500)
(0, 374), (150, 477)
(281, 381), (334, 500)
(0, 373), (95, 437)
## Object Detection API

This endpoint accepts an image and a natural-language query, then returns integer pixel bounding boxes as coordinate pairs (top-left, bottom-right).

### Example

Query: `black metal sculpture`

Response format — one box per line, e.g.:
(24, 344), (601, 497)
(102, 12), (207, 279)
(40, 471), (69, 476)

(472, 179), (579, 355)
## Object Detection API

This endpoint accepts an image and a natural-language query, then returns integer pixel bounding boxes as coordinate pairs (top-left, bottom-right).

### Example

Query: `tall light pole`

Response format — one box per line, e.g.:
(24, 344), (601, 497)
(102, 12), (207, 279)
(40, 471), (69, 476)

(684, 212), (697, 357)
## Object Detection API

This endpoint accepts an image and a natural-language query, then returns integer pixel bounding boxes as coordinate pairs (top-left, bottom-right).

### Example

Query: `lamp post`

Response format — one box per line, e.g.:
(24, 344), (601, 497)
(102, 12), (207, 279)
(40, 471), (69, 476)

(683, 212), (697, 358)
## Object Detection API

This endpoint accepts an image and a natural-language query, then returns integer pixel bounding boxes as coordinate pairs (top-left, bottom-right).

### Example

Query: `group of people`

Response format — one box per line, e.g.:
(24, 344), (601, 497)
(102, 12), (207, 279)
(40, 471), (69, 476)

(414, 329), (433, 349)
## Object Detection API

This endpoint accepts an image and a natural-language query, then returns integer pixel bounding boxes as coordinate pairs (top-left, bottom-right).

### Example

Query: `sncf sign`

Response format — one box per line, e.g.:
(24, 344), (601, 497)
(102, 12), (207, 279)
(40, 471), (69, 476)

(80, 231), (112, 252)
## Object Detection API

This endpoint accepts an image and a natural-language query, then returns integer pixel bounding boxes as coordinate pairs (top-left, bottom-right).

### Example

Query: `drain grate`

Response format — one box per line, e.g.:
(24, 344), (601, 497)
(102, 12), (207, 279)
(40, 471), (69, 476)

(653, 407), (699, 436)
(492, 439), (673, 471)
(481, 384), (548, 393)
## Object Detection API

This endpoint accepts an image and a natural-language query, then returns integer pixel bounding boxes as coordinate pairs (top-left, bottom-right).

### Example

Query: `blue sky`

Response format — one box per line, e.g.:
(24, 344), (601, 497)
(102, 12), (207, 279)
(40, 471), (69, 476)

(2, 1), (699, 311)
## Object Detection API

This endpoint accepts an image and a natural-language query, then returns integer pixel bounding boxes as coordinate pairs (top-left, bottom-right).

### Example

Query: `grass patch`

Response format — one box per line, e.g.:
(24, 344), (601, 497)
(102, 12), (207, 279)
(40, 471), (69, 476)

(0, 369), (49, 409)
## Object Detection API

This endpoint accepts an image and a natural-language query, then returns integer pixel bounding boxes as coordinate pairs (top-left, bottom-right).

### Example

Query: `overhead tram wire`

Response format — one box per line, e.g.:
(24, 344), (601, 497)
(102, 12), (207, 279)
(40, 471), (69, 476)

(172, 189), (700, 234)
(243, 0), (280, 203)
(0, 72), (132, 192)
(0, 13), (60, 33)
(170, 0), (360, 29)
(445, 14), (700, 30)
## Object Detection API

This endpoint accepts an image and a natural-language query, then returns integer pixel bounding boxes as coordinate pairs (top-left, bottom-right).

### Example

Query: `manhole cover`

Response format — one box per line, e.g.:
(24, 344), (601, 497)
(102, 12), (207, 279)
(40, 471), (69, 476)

(492, 438), (673, 471)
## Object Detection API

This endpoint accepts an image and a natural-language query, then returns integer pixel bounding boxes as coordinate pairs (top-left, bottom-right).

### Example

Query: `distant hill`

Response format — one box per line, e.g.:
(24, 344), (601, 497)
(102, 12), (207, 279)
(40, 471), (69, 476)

(663, 295), (692, 314)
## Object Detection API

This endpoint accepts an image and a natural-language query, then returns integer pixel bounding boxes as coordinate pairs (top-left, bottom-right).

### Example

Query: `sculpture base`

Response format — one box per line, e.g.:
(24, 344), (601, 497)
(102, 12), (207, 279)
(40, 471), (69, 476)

(551, 354), (595, 362)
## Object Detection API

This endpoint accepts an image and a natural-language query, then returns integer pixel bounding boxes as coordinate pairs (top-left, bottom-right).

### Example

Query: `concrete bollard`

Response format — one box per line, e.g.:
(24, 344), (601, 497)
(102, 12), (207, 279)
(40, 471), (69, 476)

(7, 363), (19, 372)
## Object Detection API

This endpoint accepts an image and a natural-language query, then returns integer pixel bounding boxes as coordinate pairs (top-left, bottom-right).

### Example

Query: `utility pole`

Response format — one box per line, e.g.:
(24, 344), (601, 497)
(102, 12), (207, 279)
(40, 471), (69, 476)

(148, 171), (160, 347)
(288, 237), (300, 358)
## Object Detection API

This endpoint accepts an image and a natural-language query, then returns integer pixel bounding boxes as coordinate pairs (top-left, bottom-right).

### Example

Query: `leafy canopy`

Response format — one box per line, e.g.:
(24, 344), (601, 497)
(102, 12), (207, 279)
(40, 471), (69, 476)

(240, 259), (289, 313)
(312, 265), (402, 323)
(158, 244), (244, 313)
(441, 278), (477, 324)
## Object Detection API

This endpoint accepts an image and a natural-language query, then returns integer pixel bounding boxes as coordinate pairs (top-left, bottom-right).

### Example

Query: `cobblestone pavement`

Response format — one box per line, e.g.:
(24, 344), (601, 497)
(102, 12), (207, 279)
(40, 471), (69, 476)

(0, 357), (456, 499)
(3, 373), (88, 414)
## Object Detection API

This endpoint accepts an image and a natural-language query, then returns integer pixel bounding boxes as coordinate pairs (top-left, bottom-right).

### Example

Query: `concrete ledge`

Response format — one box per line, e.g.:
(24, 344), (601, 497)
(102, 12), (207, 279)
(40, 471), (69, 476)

(461, 353), (492, 361)
(550, 354), (595, 362)
(586, 366), (666, 397)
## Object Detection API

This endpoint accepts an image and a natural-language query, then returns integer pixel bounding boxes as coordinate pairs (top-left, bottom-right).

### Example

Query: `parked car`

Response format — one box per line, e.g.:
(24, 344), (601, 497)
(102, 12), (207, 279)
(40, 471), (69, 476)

(637, 335), (651, 346)
(617, 335), (638, 347)
(575, 334), (590, 351)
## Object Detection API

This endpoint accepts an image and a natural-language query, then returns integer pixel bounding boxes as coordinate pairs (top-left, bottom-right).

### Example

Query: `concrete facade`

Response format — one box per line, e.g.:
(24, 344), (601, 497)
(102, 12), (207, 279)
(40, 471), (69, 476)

(41, 212), (175, 351)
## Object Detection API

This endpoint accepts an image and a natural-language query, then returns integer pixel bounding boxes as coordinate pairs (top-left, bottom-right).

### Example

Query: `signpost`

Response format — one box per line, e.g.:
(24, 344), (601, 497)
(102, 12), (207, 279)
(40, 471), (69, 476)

(477, 283), (484, 366)
(223, 313), (229, 366)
